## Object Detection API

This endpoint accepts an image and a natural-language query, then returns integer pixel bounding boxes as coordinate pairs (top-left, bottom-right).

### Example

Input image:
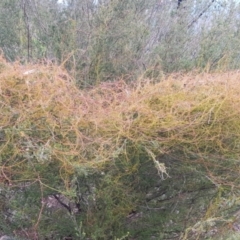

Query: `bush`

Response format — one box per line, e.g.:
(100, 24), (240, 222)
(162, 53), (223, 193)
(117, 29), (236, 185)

(1, 58), (240, 238)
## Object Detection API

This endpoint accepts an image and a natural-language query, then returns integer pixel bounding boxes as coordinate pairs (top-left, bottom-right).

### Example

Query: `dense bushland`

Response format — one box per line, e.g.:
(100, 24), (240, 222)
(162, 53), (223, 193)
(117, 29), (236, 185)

(1, 0), (240, 85)
(1, 0), (240, 239)
(1, 57), (240, 239)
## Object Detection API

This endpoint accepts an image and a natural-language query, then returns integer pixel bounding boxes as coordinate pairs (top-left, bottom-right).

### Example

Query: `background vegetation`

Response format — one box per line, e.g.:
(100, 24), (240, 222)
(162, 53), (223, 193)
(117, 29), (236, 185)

(1, 0), (240, 84)
(1, 0), (240, 239)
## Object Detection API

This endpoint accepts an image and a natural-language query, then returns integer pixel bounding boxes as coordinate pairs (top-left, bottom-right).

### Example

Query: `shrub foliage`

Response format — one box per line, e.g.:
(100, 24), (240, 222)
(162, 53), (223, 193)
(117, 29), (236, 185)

(1, 58), (240, 238)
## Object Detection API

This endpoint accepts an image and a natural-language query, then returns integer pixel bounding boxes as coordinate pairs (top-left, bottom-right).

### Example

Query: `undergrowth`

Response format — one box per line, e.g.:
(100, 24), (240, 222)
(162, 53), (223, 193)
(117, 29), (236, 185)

(1, 57), (240, 238)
